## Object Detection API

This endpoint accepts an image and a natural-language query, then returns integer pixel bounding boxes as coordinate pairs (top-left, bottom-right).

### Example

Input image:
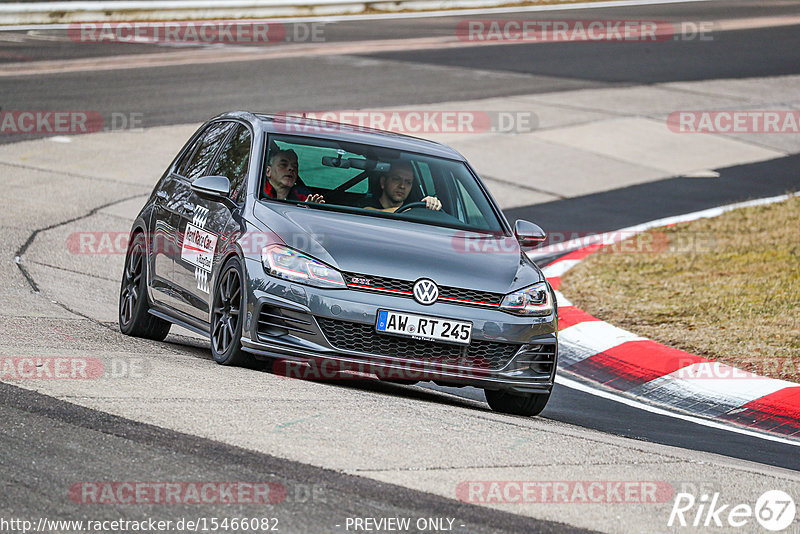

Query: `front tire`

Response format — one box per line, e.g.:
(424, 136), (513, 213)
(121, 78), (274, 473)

(485, 389), (550, 416)
(119, 233), (171, 341)
(210, 256), (249, 366)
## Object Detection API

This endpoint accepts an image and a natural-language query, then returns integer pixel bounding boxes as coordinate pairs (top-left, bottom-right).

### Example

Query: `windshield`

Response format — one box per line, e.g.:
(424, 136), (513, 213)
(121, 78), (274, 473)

(260, 134), (505, 233)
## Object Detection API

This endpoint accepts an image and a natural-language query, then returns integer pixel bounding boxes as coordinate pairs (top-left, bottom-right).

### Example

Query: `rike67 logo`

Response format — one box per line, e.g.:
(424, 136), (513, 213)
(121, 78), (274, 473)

(669, 490), (796, 531)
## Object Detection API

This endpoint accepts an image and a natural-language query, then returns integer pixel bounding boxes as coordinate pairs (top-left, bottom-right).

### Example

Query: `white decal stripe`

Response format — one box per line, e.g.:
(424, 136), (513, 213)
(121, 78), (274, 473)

(194, 266), (209, 293)
(192, 205), (209, 228)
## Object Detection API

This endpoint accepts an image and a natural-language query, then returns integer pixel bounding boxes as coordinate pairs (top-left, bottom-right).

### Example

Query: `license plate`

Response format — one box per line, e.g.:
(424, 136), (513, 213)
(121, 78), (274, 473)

(375, 310), (472, 345)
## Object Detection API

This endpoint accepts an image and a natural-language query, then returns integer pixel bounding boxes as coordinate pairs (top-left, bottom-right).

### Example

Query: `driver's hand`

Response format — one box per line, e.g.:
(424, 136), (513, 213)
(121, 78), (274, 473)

(422, 196), (441, 211)
(306, 193), (325, 204)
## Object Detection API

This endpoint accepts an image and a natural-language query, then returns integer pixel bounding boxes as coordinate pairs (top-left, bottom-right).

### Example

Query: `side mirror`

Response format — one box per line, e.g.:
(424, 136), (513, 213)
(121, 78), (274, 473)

(515, 219), (547, 249)
(191, 175), (231, 204)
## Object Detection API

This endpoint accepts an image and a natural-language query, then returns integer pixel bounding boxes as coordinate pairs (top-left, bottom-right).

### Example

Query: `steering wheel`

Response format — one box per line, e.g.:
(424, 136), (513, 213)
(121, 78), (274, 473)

(395, 201), (428, 213)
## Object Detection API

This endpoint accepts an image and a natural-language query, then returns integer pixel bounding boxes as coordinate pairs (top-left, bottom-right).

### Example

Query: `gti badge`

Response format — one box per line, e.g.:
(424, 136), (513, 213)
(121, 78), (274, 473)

(413, 279), (439, 305)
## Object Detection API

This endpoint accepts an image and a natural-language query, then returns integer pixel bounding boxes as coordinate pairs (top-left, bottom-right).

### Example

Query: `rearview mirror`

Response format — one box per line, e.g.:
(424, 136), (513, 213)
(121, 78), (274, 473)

(515, 219), (547, 249)
(321, 155), (352, 169)
(321, 155), (390, 172)
(191, 175), (231, 204)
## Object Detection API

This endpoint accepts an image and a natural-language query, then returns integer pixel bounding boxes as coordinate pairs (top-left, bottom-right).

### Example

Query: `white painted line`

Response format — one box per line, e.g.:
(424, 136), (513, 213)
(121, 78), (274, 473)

(633, 376), (792, 417)
(541, 258), (580, 278)
(553, 289), (573, 307)
(0, 0), (713, 30)
(556, 374), (800, 447)
(641, 363), (796, 408)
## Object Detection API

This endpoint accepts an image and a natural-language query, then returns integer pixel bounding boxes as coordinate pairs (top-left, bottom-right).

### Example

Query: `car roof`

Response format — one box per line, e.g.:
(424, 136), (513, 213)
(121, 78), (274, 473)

(214, 111), (467, 161)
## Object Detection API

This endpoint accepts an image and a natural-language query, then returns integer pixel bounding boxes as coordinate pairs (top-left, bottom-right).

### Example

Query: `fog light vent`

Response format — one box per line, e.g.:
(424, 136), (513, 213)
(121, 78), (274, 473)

(257, 305), (315, 338)
(512, 343), (557, 375)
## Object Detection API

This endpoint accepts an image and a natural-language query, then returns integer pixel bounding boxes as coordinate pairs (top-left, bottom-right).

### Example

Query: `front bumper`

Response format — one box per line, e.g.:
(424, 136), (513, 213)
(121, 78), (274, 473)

(241, 258), (558, 394)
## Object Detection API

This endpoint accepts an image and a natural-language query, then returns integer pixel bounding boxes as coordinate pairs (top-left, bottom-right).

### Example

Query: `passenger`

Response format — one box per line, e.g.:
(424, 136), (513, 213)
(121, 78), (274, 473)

(366, 161), (441, 213)
(264, 149), (325, 203)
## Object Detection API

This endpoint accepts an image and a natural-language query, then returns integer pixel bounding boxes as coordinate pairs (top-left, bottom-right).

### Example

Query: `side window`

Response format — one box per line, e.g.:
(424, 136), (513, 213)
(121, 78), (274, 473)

(414, 161), (435, 196)
(180, 121), (235, 181)
(175, 132), (203, 176)
(211, 124), (252, 203)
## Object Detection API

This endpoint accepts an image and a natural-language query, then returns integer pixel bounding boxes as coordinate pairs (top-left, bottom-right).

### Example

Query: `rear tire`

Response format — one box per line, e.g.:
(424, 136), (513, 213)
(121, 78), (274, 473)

(210, 256), (250, 366)
(119, 233), (171, 341)
(485, 389), (550, 416)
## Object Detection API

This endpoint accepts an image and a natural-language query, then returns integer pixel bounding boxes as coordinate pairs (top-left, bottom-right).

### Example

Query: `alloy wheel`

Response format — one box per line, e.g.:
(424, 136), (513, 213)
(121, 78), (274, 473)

(212, 265), (242, 355)
(119, 244), (143, 327)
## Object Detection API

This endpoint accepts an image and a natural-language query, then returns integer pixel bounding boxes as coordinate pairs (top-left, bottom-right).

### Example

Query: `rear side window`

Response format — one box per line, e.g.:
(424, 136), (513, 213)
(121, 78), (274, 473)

(211, 124), (252, 203)
(179, 121), (235, 181)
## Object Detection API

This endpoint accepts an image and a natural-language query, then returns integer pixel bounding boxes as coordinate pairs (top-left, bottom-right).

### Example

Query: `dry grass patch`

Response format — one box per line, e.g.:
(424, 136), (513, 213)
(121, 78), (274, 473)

(560, 195), (800, 382)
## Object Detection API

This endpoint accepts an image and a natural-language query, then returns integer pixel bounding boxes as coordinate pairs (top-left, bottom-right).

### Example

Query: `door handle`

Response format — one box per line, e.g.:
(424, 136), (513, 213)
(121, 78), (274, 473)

(182, 202), (195, 214)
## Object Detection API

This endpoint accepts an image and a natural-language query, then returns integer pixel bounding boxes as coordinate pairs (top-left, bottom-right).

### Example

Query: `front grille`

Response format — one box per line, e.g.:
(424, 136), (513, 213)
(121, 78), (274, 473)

(346, 274), (414, 294)
(343, 272), (503, 308)
(317, 317), (521, 371)
(438, 285), (502, 306)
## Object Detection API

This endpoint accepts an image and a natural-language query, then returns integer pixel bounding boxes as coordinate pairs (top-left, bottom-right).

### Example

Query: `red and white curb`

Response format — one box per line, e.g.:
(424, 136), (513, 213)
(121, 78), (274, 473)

(538, 193), (800, 440)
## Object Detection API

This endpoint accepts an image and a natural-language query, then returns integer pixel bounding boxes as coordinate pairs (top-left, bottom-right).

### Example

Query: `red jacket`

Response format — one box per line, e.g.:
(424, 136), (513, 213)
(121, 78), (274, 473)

(263, 180), (312, 201)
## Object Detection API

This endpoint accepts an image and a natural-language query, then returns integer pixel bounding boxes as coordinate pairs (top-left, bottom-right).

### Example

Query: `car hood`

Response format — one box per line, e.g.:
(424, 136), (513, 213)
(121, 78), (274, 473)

(252, 202), (543, 294)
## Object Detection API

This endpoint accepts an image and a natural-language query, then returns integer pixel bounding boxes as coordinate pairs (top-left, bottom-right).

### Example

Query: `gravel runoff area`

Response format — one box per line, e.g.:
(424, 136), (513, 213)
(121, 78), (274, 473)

(560, 195), (800, 383)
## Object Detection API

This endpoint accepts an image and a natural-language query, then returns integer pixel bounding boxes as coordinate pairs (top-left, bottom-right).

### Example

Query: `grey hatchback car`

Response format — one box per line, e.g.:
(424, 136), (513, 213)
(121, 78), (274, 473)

(119, 111), (558, 416)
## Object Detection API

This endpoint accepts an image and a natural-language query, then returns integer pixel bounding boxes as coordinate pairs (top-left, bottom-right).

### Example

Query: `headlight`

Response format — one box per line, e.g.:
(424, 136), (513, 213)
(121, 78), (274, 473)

(261, 245), (346, 289)
(500, 282), (553, 316)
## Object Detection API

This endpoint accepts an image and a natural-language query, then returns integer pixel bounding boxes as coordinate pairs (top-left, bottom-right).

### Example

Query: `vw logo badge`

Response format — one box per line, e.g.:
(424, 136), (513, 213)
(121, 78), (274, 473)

(413, 279), (439, 305)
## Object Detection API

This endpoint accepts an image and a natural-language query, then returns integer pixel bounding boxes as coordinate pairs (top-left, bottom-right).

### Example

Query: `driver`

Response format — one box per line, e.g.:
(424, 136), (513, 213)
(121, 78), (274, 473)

(366, 161), (441, 213)
(264, 149), (325, 203)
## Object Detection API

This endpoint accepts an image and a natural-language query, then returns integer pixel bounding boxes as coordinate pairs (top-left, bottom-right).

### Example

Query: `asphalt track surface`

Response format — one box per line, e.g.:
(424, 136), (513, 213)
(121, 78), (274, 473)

(1, 382), (579, 534)
(2, 0), (800, 530)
